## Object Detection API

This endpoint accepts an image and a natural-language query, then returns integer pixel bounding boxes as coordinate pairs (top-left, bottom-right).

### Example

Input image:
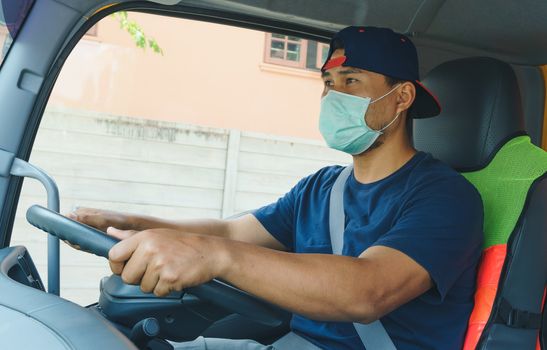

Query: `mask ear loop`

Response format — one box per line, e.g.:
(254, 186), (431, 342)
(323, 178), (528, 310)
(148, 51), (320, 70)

(370, 83), (402, 104)
(378, 112), (401, 132)
(369, 84), (403, 132)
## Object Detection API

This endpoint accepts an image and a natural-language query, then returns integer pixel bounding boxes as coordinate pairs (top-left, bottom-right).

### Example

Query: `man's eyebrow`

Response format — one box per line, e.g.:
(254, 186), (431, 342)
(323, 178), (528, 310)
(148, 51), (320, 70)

(338, 68), (363, 75)
(321, 68), (363, 78)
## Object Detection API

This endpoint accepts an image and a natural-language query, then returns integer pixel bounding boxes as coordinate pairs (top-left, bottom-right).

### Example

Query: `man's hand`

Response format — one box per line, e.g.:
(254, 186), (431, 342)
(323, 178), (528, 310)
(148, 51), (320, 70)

(66, 207), (135, 232)
(107, 228), (229, 297)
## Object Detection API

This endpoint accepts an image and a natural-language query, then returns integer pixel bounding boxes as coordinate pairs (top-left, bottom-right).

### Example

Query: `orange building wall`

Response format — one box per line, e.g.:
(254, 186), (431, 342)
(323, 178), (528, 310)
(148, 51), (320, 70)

(49, 12), (326, 140)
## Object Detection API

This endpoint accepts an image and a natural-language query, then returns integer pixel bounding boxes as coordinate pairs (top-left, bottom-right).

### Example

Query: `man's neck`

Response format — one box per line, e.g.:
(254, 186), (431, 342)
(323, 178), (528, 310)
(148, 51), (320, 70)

(352, 136), (417, 184)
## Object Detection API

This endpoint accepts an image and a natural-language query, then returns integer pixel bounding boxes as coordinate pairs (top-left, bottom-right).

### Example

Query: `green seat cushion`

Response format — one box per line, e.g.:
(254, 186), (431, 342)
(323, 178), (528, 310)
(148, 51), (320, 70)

(461, 136), (547, 249)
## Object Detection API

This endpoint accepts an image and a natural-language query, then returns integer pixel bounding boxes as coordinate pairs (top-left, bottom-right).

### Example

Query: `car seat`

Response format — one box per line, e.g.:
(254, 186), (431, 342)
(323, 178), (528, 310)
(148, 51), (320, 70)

(414, 57), (547, 350)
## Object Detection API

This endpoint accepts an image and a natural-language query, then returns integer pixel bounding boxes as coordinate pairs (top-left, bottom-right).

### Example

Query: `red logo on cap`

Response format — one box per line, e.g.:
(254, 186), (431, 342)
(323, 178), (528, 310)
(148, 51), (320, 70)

(322, 56), (347, 71)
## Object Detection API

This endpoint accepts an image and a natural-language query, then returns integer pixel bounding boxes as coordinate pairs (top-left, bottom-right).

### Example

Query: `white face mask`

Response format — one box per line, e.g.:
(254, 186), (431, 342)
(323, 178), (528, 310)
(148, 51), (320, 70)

(318, 85), (401, 155)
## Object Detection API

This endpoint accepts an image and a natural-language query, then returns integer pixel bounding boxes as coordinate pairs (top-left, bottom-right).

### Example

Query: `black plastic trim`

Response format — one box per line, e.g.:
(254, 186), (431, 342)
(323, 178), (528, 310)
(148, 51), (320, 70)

(0, 0), (36, 71)
(541, 296), (546, 349)
(0, 0), (37, 249)
(476, 171), (547, 349)
(495, 297), (542, 329)
(457, 131), (529, 173)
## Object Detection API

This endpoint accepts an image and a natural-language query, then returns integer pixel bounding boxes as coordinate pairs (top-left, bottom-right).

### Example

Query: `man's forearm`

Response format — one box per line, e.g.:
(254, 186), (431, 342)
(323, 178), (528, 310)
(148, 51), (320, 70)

(216, 239), (382, 323)
(131, 214), (285, 250)
(132, 215), (231, 239)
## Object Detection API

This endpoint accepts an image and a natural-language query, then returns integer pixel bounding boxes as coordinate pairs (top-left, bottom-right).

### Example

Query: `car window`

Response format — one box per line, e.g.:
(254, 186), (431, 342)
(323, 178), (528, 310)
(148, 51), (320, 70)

(10, 11), (350, 305)
(0, 0), (34, 67)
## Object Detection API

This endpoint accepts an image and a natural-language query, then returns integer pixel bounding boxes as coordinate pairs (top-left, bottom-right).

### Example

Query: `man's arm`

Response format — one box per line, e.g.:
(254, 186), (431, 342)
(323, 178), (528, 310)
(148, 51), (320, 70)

(218, 240), (432, 323)
(69, 208), (286, 250)
(135, 213), (285, 249)
(108, 228), (432, 324)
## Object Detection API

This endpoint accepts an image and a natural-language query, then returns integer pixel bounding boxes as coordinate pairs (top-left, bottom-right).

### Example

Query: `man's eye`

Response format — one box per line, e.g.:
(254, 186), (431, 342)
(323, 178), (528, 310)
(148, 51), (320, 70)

(324, 80), (334, 87)
(346, 78), (358, 84)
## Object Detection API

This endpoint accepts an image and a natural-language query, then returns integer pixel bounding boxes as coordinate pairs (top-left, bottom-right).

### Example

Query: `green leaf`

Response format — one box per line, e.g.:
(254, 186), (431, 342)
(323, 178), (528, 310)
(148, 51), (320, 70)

(110, 11), (164, 55)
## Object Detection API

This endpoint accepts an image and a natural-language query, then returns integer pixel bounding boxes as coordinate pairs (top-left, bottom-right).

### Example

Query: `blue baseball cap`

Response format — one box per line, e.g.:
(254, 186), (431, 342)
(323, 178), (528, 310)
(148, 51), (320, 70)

(321, 26), (441, 118)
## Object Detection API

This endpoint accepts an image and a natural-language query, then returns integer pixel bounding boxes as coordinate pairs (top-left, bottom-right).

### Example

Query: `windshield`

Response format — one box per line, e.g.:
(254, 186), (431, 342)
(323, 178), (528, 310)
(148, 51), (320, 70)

(0, 0), (34, 67)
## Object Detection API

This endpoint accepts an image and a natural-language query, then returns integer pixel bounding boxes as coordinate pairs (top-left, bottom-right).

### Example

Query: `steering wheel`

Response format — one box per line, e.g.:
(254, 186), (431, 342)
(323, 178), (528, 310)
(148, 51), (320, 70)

(26, 205), (286, 327)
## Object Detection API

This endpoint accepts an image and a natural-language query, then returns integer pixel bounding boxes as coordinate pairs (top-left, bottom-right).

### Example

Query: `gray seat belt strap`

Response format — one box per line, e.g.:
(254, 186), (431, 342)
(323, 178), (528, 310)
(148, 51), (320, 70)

(329, 165), (353, 255)
(353, 321), (397, 350)
(272, 332), (322, 350)
(329, 165), (397, 350)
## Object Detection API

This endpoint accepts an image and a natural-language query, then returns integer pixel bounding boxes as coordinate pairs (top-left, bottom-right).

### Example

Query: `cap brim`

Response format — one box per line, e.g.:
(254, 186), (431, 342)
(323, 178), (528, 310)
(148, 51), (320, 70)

(411, 80), (441, 118)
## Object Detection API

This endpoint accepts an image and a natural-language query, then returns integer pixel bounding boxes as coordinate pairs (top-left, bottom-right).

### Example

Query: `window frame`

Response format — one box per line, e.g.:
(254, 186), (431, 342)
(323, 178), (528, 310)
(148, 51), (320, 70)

(264, 33), (308, 69)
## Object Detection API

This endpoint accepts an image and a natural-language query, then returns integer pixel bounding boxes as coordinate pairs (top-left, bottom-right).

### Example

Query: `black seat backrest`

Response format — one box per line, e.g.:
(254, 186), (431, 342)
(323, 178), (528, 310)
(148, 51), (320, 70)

(413, 57), (547, 350)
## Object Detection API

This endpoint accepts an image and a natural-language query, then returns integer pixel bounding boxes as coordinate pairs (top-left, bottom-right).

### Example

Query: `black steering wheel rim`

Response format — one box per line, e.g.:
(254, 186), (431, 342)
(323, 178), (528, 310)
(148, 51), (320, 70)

(26, 204), (285, 327)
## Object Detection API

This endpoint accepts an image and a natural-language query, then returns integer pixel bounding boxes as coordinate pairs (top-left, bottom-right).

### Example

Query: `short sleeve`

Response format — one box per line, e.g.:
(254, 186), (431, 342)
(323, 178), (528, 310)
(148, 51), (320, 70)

(253, 176), (310, 251)
(372, 176), (484, 302)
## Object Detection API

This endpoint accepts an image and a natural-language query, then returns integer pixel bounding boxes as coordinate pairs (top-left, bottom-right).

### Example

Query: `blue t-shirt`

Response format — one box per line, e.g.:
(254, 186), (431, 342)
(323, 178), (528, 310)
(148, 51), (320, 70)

(253, 152), (484, 350)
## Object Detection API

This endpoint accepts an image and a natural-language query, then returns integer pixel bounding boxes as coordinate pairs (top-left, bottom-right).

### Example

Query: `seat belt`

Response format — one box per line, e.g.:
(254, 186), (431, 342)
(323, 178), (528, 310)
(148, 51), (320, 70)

(329, 165), (397, 350)
(272, 332), (322, 350)
(273, 166), (397, 350)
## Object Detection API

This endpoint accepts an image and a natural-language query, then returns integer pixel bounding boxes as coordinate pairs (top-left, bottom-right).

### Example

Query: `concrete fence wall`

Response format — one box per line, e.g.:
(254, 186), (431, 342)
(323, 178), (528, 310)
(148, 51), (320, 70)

(10, 107), (350, 305)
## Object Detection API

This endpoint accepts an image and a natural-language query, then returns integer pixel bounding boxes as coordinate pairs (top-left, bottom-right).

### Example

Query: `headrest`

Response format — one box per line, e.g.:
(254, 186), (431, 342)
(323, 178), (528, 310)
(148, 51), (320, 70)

(413, 57), (525, 171)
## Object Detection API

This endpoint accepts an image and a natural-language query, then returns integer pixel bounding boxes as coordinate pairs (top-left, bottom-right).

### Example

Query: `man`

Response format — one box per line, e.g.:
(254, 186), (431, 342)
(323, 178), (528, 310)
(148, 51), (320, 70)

(69, 26), (483, 349)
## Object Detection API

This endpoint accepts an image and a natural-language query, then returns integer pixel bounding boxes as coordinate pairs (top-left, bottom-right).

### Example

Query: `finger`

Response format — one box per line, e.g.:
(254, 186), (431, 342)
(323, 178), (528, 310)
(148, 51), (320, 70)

(109, 259), (125, 276)
(140, 265), (160, 294)
(153, 279), (173, 297)
(119, 246), (149, 285)
(62, 240), (81, 250)
(70, 208), (106, 229)
(108, 234), (141, 263)
(107, 227), (137, 240)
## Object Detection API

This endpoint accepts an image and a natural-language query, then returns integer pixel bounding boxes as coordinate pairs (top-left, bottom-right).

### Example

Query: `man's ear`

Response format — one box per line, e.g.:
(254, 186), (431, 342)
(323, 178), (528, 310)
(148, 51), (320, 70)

(396, 81), (416, 114)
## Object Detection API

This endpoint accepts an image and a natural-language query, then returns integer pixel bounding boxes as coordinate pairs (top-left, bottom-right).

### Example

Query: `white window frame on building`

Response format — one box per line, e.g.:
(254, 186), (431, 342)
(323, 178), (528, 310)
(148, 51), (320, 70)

(264, 33), (332, 73)
(264, 33), (308, 68)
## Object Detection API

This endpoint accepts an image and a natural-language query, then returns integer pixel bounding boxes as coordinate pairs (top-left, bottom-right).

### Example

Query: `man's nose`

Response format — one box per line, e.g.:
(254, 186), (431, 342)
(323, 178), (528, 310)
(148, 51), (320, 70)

(332, 86), (345, 93)
(331, 84), (350, 95)
(322, 86), (346, 99)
